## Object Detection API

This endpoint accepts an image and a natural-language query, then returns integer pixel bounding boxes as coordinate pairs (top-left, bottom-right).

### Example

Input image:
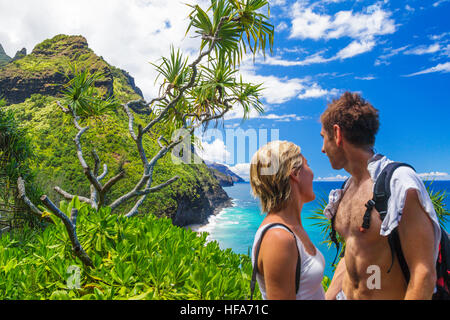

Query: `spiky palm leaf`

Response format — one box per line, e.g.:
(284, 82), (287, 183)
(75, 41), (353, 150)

(60, 63), (120, 120)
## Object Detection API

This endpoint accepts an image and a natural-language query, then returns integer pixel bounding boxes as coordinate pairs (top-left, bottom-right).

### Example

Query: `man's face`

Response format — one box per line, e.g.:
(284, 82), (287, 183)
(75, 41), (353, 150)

(320, 125), (345, 170)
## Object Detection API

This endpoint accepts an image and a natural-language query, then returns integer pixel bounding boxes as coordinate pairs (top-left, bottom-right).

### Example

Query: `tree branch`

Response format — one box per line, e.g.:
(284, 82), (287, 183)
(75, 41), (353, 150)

(125, 175), (179, 218)
(141, 16), (228, 135)
(54, 186), (92, 204)
(17, 177), (53, 224)
(40, 195), (93, 268)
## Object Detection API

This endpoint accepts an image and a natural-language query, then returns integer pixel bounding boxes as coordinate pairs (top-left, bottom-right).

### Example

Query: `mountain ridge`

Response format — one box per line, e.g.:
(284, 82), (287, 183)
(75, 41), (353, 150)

(0, 34), (232, 226)
(0, 35), (144, 106)
(0, 44), (11, 67)
(205, 161), (246, 186)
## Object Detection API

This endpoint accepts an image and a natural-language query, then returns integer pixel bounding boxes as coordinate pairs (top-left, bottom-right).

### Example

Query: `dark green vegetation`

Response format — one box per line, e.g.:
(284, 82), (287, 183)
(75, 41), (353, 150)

(0, 96), (43, 231)
(0, 44), (11, 68)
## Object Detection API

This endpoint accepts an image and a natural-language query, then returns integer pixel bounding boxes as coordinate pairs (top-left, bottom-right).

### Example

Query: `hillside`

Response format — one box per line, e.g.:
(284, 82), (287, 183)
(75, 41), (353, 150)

(0, 34), (231, 226)
(0, 44), (11, 67)
(205, 161), (246, 186)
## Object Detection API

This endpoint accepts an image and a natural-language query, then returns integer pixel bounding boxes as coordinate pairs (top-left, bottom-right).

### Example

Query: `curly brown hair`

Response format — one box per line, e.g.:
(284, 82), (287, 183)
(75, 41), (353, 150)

(321, 92), (380, 148)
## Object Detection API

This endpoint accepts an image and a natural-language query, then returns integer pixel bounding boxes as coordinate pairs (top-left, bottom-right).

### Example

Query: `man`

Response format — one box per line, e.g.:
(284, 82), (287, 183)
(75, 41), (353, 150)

(320, 92), (442, 300)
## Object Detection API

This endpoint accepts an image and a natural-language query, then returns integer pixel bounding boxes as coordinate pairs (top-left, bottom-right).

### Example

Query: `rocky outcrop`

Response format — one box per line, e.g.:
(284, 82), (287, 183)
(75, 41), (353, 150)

(120, 69), (144, 98)
(209, 168), (234, 187)
(0, 44), (11, 67)
(11, 48), (27, 62)
(171, 180), (232, 227)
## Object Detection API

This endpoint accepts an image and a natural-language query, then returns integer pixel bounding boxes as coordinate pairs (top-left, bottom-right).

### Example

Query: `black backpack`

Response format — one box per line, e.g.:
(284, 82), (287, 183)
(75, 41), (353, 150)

(250, 223), (301, 300)
(330, 162), (450, 300)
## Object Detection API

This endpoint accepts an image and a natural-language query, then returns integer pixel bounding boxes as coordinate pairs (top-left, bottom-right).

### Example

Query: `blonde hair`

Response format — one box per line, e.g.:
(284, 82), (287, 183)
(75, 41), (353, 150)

(250, 141), (303, 214)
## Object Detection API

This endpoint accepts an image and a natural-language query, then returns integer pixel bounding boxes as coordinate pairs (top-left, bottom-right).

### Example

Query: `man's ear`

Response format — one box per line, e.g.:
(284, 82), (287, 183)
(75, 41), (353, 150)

(333, 124), (343, 147)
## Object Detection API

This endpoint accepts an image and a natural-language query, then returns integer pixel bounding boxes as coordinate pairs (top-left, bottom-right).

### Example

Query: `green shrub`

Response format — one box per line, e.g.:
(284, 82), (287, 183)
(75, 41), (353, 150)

(0, 197), (260, 300)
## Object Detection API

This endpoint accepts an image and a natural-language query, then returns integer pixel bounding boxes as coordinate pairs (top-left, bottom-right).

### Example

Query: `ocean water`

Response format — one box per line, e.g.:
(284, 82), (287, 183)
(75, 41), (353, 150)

(191, 181), (450, 279)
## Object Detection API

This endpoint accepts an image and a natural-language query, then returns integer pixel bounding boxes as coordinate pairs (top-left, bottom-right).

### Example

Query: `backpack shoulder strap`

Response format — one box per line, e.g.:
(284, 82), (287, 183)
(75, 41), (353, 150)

(250, 223), (301, 300)
(373, 162), (415, 221)
(373, 162), (415, 281)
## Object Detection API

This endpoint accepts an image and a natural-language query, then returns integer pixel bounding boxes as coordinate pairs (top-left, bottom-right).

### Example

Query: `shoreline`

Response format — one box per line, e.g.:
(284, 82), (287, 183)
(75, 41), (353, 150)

(184, 198), (237, 233)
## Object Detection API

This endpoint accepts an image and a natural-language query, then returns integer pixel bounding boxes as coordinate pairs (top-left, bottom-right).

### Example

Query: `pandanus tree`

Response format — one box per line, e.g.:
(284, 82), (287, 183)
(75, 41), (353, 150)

(18, 0), (275, 267)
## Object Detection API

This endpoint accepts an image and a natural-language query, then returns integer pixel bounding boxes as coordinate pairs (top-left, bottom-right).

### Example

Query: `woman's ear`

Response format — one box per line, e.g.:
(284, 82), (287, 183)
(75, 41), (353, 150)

(289, 168), (300, 183)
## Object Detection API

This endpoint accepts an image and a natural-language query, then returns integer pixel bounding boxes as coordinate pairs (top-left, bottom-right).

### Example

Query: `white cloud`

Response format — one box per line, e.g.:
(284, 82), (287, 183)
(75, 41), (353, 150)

(418, 171), (450, 180)
(276, 21), (289, 32)
(262, 38), (376, 67)
(228, 163), (251, 181)
(263, 50), (334, 66)
(242, 73), (306, 104)
(270, 0), (287, 6)
(443, 44), (450, 57)
(403, 62), (450, 77)
(315, 174), (349, 181)
(375, 45), (410, 66)
(405, 4), (415, 12)
(259, 114), (307, 121)
(355, 75), (376, 80)
(289, 2), (396, 41)
(335, 39), (376, 59)
(429, 32), (450, 41)
(433, 0), (450, 7)
(297, 84), (339, 99)
(195, 137), (231, 164)
(284, 2), (396, 61)
(237, 64), (339, 106)
(404, 43), (441, 55)
(290, 7), (332, 40)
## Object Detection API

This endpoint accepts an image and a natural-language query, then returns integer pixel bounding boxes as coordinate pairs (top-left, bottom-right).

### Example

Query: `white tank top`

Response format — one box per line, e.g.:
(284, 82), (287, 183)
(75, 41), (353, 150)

(251, 224), (326, 300)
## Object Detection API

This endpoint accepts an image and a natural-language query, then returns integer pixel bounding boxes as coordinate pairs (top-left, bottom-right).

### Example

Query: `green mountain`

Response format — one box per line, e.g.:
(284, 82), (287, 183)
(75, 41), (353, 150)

(0, 44), (11, 68)
(205, 161), (246, 186)
(0, 34), (231, 226)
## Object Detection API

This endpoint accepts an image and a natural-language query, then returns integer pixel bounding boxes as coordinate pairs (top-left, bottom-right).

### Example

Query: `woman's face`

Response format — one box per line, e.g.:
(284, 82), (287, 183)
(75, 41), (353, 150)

(295, 156), (315, 203)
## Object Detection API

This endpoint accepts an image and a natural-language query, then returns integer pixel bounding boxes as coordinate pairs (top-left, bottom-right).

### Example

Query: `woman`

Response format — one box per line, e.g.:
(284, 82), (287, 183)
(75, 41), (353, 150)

(250, 140), (326, 300)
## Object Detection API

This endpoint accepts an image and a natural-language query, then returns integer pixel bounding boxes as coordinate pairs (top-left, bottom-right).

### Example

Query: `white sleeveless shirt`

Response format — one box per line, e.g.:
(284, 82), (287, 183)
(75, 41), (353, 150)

(251, 224), (326, 300)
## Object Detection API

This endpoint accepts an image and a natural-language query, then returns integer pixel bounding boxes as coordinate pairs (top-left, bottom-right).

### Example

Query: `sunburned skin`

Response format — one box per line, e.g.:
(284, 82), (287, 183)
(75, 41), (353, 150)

(335, 177), (408, 300)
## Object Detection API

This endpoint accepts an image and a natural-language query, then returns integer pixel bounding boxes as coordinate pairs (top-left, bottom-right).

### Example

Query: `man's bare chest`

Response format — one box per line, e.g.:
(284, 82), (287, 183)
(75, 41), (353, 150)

(335, 181), (383, 239)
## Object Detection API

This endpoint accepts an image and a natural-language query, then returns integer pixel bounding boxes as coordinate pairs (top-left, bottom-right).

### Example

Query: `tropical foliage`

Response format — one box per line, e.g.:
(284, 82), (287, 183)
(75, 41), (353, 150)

(60, 64), (120, 120)
(0, 197), (260, 300)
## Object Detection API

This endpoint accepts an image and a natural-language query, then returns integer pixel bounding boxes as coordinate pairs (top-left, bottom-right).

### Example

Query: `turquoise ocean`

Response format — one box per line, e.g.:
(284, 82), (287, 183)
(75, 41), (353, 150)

(190, 181), (450, 279)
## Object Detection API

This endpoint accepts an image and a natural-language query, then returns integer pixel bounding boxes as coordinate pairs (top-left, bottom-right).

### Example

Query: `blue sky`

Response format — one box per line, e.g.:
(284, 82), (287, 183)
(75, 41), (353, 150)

(200, 0), (450, 181)
(0, 0), (449, 181)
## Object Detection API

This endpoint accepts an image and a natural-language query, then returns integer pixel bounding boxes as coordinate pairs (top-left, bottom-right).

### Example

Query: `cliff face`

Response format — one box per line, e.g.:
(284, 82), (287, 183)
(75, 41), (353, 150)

(171, 182), (232, 227)
(0, 44), (11, 67)
(0, 34), (231, 226)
